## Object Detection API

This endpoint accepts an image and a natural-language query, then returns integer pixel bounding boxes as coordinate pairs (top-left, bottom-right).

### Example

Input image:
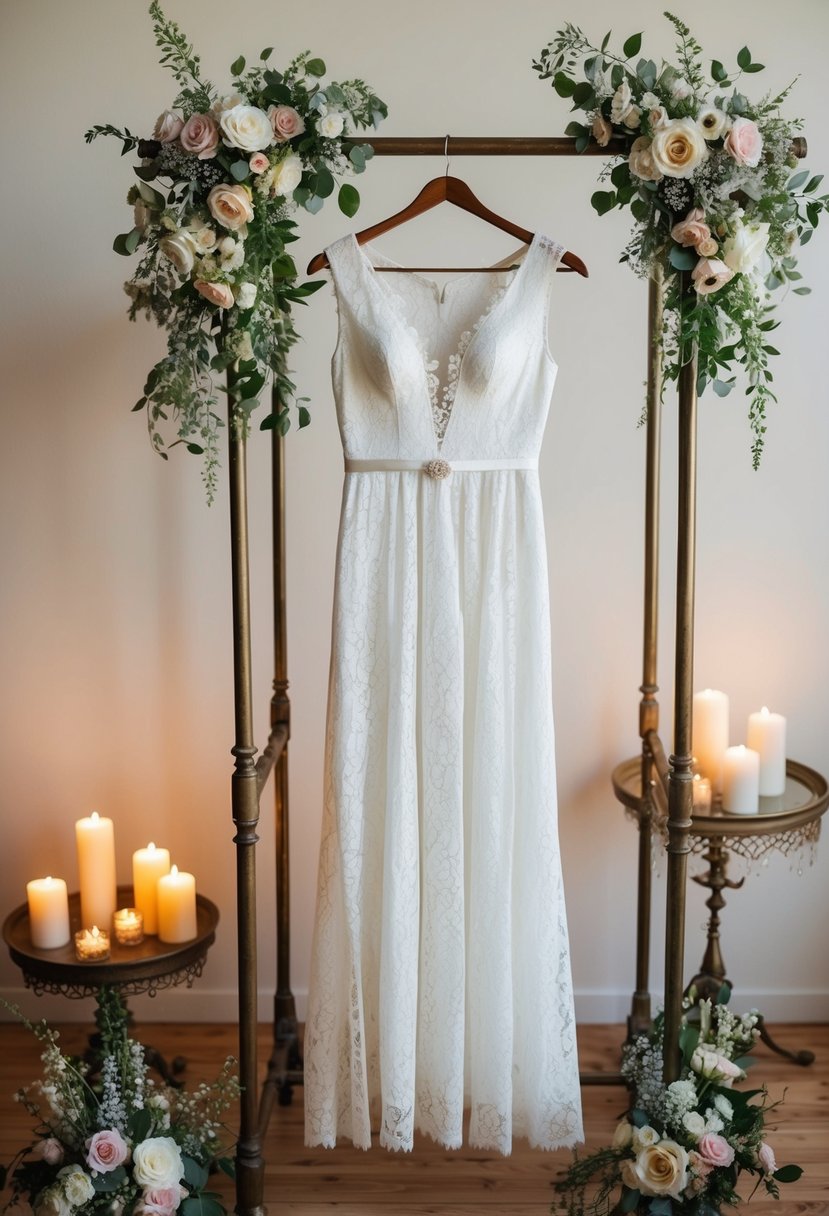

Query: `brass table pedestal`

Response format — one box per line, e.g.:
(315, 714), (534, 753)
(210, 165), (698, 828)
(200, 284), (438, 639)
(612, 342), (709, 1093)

(3, 885), (219, 1085)
(613, 757), (829, 1065)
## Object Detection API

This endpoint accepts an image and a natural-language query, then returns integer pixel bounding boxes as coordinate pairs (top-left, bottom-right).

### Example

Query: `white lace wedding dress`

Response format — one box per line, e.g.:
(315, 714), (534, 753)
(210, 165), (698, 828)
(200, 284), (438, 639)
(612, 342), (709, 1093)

(303, 230), (583, 1155)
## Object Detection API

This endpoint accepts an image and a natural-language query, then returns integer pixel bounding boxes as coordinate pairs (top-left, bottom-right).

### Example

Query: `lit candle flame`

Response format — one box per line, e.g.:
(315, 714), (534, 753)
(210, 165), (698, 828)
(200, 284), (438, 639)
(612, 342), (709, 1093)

(171, 865), (179, 877)
(91, 812), (100, 824)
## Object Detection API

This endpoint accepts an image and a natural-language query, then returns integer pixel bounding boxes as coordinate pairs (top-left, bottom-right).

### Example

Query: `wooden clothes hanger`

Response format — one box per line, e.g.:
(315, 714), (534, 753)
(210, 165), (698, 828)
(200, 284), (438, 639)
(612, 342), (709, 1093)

(306, 137), (588, 277)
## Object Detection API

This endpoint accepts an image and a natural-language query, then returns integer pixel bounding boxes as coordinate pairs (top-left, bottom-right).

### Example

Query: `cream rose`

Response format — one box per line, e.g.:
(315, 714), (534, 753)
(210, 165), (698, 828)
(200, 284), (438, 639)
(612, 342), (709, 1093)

(632, 1124), (661, 1150)
(671, 207), (712, 250)
(139, 1184), (187, 1216)
(619, 1158), (640, 1189)
(690, 1045), (745, 1085)
(628, 136), (663, 182)
(592, 113), (612, 147)
(159, 231), (197, 276)
(57, 1165), (96, 1207)
(270, 154), (303, 197)
(132, 1137), (185, 1190)
(211, 92), (244, 118)
(671, 76), (693, 100)
(724, 116), (763, 167)
(35, 1138), (65, 1166)
(722, 219), (770, 273)
(682, 1110), (706, 1140)
(188, 225), (218, 251)
(612, 1119), (633, 1149)
(633, 1141), (689, 1198)
(623, 105), (642, 130)
(86, 1129), (130, 1173)
(697, 236), (719, 257)
(219, 104), (273, 152)
(180, 112), (219, 159)
(268, 104), (305, 142)
(194, 280), (235, 309)
(207, 183), (254, 231)
(651, 118), (708, 178)
(697, 1132), (735, 1168)
(697, 105), (728, 141)
(152, 110), (183, 143)
(691, 256), (734, 295)
(319, 111), (345, 138)
(35, 1187), (70, 1216)
(647, 104), (669, 131)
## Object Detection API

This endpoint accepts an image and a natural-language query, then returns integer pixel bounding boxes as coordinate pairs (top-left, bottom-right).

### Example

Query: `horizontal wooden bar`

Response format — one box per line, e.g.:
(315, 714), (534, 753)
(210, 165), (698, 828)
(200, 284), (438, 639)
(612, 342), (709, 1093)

(365, 135), (806, 158)
(256, 724), (289, 794)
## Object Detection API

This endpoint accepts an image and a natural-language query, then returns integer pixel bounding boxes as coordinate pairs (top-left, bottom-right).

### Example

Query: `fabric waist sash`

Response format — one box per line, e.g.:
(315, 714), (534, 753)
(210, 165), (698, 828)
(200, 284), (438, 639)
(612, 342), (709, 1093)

(344, 457), (538, 475)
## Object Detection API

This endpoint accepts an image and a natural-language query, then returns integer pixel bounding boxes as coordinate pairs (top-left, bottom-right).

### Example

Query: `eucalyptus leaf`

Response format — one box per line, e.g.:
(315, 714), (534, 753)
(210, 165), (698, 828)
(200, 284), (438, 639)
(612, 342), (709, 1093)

(787, 169), (810, 191)
(793, 285), (812, 293)
(713, 379), (734, 396)
(619, 1187), (640, 1212)
(669, 244), (697, 270)
(93, 1167), (127, 1193)
(230, 160), (250, 182)
(304, 194), (325, 214)
(113, 232), (133, 256)
(648, 1200), (673, 1216)
(348, 145), (366, 170)
(574, 134), (590, 154)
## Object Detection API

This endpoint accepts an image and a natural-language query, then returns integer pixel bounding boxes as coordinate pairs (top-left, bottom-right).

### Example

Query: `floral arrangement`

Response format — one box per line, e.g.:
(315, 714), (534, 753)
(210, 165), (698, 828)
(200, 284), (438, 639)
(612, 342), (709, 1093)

(0, 989), (239, 1216)
(85, 3), (387, 501)
(553, 992), (802, 1216)
(534, 12), (829, 466)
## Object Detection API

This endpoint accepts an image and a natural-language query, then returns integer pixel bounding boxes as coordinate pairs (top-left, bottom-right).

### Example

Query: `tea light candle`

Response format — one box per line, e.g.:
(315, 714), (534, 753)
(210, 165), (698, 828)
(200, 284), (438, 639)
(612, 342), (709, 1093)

(692, 774), (712, 814)
(113, 907), (144, 945)
(722, 745), (760, 815)
(75, 812), (117, 931)
(74, 925), (111, 961)
(747, 706), (787, 797)
(692, 689), (730, 795)
(157, 866), (197, 943)
(132, 842), (171, 935)
(26, 876), (71, 949)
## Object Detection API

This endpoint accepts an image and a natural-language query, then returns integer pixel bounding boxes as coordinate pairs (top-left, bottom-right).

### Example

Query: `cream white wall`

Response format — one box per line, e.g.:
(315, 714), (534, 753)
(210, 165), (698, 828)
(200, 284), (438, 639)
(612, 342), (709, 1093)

(1, 0), (828, 1030)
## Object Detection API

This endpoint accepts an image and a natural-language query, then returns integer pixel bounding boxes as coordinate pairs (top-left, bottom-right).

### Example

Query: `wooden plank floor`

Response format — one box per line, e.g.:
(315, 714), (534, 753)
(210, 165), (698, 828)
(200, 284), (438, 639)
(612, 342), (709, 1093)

(0, 1021), (826, 1214)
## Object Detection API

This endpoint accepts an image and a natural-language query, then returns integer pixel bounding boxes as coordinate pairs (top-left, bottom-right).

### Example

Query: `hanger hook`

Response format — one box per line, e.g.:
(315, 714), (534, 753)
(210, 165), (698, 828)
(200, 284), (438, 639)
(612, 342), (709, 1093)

(444, 134), (450, 178)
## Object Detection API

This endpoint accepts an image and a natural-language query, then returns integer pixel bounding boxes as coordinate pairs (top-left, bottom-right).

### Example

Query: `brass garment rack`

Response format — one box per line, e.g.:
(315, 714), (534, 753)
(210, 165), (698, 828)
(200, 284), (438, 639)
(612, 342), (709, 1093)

(226, 134), (806, 1216)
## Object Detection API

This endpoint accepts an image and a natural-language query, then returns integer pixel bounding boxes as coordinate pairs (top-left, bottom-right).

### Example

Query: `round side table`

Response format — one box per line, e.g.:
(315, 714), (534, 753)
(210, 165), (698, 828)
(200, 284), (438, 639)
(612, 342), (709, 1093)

(3, 884), (219, 1084)
(613, 757), (829, 1065)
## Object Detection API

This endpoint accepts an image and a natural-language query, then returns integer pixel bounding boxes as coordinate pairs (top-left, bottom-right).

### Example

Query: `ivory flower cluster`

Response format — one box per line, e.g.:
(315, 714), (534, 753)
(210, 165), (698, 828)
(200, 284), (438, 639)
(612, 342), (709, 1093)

(535, 12), (829, 470)
(551, 993), (803, 1213)
(86, 2), (386, 501)
(2, 989), (240, 1216)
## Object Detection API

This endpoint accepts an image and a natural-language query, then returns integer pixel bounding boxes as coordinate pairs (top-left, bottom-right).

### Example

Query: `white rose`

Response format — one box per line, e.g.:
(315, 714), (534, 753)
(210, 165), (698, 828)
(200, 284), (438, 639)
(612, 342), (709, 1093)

(219, 104), (273, 152)
(319, 111), (345, 138)
(623, 105), (642, 130)
(211, 93), (244, 118)
(236, 282), (257, 310)
(189, 225), (217, 251)
(641, 91), (660, 110)
(632, 1124), (661, 1150)
(159, 231), (197, 277)
(612, 1120), (633, 1149)
(671, 76), (693, 100)
(628, 136), (663, 182)
(152, 110), (183, 143)
(682, 1110), (706, 1140)
(610, 81), (634, 125)
(713, 1094), (733, 1121)
(57, 1165), (95, 1207)
(132, 1137), (184, 1190)
(271, 154), (303, 197)
(722, 219), (770, 273)
(704, 1108), (725, 1133)
(650, 118), (708, 178)
(35, 1187), (71, 1216)
(219, 239), (245, 271)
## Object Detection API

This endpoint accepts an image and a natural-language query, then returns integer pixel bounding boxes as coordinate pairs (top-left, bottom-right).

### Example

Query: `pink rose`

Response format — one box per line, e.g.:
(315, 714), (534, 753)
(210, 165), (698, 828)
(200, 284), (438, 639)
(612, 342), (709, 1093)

(194, 280), (235, 309)
(180, 112), (219, 160)
(35, 1137), (64, 1165)
(592, 114), (612, 147)
(691, 1046), (745, 1086)
(758, 1141), (777, 1175)
(697, 1132), (735, 1168)
(724, 116), (763, 167)
(153, 110), (183, 143)
(86, 1129), (130, 1173)
(140, 1184), (187, 1216)
(249, 152), (270, 174)
(687, 1149), (712, 1178)
(671, 207), (712, 251)
(268, 105), (305, 143)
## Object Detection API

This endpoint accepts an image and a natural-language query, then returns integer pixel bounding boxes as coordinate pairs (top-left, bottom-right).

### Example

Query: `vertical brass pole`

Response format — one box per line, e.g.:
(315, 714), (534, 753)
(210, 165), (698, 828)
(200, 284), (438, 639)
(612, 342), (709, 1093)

(663, 321), (698, 1084)
(227, 363), (265, 1216)
(630, 267), (664, 1038)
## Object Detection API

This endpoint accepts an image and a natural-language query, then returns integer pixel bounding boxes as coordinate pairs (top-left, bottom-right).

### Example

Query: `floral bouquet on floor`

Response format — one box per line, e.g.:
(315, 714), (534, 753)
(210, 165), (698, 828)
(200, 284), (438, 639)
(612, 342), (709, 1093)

(0, 988), (239, 1216)
(85, 2), (387, 500)
(534, 12), (829, 467)
(552, 991), (802, 1216)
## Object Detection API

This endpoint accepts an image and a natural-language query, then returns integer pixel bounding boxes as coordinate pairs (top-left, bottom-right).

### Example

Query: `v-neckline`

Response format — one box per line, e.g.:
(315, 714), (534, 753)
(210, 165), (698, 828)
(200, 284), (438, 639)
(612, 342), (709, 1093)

(351, 232), (539, 453)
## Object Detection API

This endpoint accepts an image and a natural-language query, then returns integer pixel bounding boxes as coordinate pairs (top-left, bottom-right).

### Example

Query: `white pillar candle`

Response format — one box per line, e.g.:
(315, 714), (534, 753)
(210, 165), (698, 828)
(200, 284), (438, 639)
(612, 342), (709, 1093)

(132, 842), (171, 935)
(75, 812), (117, 931)
(722, 745), (760, 815)
(746, 706), (787, 797)
(157, 865), (197, 943)
(692, 689), (730, 795)
(26, 876), (71, 949)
